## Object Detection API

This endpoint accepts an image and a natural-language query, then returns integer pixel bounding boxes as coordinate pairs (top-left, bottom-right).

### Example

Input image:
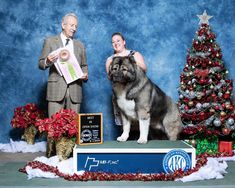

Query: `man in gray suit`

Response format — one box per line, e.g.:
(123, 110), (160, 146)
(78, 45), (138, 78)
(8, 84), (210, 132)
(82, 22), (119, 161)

(39, 13), (88, 117)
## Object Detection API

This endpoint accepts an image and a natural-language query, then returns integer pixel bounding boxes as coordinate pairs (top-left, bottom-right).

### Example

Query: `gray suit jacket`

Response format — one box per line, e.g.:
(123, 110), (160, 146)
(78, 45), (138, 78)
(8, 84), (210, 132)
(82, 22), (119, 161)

(38, 35), (88, 103)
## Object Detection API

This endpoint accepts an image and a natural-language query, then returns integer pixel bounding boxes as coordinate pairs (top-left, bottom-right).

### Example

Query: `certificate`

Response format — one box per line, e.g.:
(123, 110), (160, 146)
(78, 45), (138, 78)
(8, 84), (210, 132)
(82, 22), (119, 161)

(51, 47), (84, 84)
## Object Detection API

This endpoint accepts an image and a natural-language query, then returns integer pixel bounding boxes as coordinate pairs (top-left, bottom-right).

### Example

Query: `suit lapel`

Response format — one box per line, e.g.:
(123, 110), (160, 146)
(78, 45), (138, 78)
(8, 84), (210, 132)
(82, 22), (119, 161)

(73, 40), (80, 61)
(54, 35), (63, 49)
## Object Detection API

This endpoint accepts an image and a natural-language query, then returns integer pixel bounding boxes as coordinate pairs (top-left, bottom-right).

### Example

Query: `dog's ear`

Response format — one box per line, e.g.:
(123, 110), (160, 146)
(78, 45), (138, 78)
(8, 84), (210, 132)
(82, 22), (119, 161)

(109, 57), (120, 78)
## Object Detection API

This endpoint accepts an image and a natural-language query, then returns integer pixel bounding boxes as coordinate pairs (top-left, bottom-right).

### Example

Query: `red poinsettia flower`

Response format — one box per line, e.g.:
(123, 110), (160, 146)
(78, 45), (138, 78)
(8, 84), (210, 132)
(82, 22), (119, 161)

(35, 109), (78, 140)
(11, 103), (44, 129)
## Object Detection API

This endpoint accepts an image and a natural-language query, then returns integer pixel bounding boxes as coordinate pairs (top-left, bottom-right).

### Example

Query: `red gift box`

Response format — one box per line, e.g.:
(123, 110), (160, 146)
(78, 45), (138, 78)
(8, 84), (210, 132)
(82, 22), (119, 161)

(218, 141), (233, 155)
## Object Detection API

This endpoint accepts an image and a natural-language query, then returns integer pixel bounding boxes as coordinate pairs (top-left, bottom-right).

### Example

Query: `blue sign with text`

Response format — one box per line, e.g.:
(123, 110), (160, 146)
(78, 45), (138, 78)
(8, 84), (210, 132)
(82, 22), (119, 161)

(76, 151), (192, 173)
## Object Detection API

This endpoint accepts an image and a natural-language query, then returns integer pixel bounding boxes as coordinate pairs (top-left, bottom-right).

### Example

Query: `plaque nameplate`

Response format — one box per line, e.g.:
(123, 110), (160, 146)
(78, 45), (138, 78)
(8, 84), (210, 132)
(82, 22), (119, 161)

(77, 113), (103, 145)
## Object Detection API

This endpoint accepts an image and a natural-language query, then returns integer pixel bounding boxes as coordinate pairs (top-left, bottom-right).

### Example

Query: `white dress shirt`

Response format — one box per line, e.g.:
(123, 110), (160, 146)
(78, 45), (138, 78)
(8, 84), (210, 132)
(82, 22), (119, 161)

(60, 33), (74, 53)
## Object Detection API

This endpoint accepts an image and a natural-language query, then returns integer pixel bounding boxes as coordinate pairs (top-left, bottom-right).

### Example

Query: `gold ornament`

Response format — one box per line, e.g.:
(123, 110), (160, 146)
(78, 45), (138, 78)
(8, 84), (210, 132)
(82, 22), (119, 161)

(188, 101), (194, 107)
(210, 108), (215, 113)
(191, 139), (196, 147)
(181, 84), (186, 89)
(197, 95), (202, 100)
(220, 111), (226, 116)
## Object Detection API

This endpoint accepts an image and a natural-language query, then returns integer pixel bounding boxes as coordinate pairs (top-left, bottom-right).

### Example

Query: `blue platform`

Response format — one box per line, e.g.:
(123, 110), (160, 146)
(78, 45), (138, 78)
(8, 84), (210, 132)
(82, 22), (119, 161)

(73, 140), (196, 174)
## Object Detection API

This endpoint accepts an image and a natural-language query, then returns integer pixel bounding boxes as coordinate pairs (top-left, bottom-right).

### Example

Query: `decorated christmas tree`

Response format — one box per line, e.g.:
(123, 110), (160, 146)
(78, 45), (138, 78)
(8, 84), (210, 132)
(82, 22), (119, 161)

(178, 11), (235, 153)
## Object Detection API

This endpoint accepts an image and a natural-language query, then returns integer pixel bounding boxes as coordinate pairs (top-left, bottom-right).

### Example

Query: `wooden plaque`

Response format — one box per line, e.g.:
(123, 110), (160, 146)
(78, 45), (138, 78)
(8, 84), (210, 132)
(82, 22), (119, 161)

(77, 113), (103, 145)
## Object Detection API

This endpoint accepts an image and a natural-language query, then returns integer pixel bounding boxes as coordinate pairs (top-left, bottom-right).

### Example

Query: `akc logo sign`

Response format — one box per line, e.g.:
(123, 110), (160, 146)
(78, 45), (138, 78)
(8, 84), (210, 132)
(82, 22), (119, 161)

(163, 149), (191, 173)
(81, 129), (92, 142)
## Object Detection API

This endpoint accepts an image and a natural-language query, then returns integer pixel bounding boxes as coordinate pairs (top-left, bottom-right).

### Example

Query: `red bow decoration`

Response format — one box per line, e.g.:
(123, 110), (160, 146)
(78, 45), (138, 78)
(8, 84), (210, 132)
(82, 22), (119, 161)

(194, 68), (209, 79)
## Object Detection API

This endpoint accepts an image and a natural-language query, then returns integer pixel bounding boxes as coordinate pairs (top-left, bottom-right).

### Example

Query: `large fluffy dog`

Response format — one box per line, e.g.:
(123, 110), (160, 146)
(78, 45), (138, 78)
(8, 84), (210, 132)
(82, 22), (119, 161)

(109, 56), (182, 144)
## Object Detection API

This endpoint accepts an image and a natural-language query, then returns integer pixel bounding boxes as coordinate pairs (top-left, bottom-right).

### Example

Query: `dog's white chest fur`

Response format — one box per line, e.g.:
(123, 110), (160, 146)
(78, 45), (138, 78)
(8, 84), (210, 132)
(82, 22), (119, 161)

(117, 92), (137, 119)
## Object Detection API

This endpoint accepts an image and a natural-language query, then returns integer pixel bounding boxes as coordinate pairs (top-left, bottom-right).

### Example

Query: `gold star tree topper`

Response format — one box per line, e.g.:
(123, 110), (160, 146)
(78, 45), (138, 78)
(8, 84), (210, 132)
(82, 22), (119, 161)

(197, 10), (213, 25)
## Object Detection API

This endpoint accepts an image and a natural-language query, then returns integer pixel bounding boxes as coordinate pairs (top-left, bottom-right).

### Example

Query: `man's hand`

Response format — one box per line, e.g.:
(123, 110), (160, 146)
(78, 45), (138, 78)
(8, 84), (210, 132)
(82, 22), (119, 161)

(46, 53), (59, 66)
(81, 73), (88, 81)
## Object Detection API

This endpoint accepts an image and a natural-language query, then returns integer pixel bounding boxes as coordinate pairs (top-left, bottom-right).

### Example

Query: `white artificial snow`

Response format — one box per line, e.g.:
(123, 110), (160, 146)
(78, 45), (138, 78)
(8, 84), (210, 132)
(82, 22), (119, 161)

(26, 166), (58, 179)
(32, 155), (84, 176)
(0, 139), (46, 153)
(176, 158), (228, 182)
(25, 155), (85, 179)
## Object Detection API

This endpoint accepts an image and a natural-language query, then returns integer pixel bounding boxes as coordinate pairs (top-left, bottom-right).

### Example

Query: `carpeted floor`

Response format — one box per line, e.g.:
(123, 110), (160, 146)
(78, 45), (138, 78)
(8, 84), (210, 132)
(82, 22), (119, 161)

(0, 152), (235, 188)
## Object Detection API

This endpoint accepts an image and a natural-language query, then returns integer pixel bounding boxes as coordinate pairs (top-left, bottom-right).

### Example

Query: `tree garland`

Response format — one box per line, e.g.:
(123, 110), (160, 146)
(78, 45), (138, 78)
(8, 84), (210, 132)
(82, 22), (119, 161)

(19, 152), (233, 181)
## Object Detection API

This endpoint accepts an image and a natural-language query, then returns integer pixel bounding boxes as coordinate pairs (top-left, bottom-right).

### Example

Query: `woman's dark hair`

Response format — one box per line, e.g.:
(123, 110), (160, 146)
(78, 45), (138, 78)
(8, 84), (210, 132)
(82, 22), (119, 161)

(112, 32), (125, 41)
(112, 32), (126, 54)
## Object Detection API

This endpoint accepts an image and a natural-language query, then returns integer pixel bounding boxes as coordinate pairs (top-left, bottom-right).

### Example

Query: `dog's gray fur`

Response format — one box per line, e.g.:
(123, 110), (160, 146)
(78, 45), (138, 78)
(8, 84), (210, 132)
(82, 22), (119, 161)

(109, 56), (182, 144)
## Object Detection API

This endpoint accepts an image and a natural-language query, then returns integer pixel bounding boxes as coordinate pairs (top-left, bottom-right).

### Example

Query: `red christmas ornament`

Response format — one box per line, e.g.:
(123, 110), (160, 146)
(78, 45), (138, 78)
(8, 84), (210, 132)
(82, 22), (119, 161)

(180, 74), (185, 79)
(222, 87), (227, 92)
(183, 67), (188, 72)
(199, 79), (205, 84)
(216, 74), (221, 80)
(228, 105), (234, 110)
(200, 111), (205, 118)
(211, 93), (216, 98)
(222, 128), (231, 135)
(211, 93), (217, 101)
(189, 87), (194, 91)
(220, 117), (226, 123)
(223, 93), (230, 99)
(221, 103), (226, 109)
(184, 105), (189, 111)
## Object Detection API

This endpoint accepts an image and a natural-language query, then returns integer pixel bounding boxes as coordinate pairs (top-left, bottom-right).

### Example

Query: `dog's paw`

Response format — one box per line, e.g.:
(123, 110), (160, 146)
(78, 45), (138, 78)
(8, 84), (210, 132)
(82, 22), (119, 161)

(137, 138), (148, 144)
(117, 136), (128, 142)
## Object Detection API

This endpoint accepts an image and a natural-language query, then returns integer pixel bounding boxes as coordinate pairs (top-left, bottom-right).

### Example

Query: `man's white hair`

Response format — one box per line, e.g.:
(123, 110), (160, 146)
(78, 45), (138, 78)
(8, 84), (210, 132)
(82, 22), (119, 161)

(62, 13), (78, 24)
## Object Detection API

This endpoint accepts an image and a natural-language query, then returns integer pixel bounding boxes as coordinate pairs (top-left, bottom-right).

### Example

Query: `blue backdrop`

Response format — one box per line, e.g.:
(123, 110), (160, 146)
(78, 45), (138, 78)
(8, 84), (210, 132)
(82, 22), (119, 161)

(0, 0), (234, 143)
